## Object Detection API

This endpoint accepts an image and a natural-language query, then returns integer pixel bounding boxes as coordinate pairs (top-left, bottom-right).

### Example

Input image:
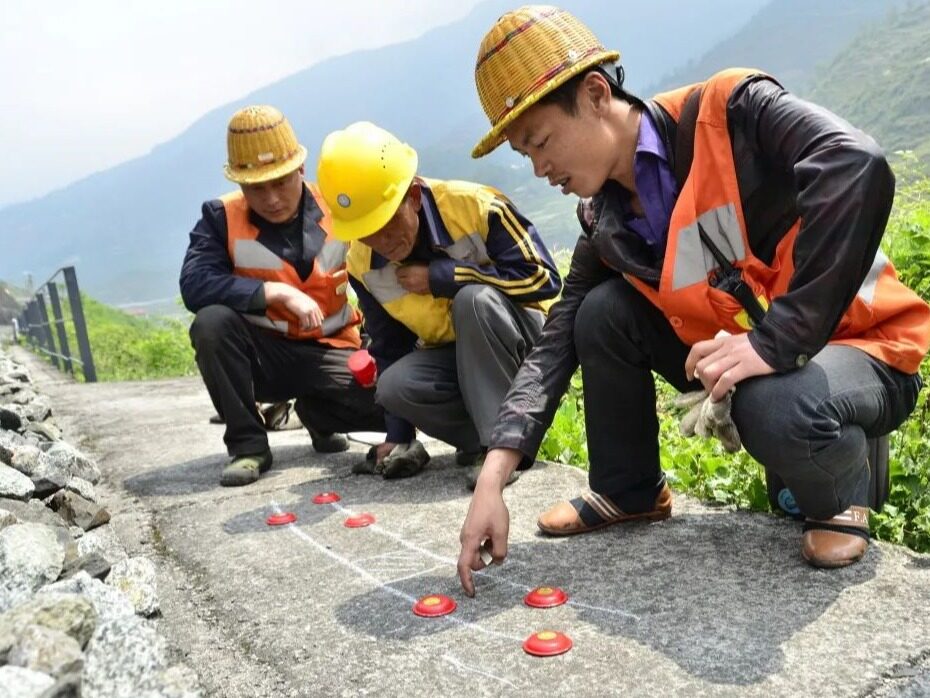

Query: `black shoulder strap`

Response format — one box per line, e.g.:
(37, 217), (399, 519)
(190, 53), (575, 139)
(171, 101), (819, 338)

(673, 87), (702, 190)
(673, 86), (767, 326)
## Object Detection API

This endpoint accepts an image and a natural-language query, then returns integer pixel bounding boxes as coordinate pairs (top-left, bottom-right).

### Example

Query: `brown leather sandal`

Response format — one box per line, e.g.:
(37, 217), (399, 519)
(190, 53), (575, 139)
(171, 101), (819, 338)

(537, 484), (673, 536)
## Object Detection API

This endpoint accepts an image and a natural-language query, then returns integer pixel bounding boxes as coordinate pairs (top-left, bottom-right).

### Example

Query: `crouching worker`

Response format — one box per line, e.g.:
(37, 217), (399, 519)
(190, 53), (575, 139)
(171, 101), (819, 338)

(316, 122), (562, 485)
(180, 106), (385, 487)
(457, 6), (930, 593)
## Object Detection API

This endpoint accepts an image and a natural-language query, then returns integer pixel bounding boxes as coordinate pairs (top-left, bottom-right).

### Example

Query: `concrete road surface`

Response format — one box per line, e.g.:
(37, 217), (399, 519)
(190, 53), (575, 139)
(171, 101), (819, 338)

(12, 345), (930, 697)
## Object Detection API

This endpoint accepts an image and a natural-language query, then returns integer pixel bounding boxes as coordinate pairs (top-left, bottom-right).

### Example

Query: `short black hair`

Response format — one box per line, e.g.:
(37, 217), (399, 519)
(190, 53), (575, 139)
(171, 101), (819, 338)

(538, 64), (644, 115)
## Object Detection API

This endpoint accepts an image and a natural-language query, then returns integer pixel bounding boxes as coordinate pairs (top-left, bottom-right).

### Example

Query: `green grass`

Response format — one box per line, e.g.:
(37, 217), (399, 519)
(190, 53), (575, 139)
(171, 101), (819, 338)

(25, 294), (197, 382)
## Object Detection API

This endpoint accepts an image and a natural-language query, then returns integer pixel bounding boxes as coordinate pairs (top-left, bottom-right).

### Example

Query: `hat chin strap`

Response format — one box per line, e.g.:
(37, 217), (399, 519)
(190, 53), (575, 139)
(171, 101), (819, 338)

(595, 62), (625, 90)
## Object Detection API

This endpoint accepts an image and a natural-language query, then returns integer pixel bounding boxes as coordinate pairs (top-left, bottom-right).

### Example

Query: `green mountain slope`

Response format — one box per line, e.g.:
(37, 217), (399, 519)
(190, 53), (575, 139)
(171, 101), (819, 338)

(805, 1), (930, 163)
(648, 0), (912, 94)
(0, 0), (914, 303)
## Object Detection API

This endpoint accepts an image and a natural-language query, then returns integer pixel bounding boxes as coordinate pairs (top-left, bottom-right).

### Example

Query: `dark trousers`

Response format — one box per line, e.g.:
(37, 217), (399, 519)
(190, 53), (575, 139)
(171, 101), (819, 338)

(189, 305), (384, 457)
(575, 277), (922, 519)
(376, 285), (544, 452)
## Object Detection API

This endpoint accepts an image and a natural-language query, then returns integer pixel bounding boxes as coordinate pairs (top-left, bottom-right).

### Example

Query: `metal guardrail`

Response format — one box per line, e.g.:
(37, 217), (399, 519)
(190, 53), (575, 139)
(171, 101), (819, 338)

(16, 266), (97, 382)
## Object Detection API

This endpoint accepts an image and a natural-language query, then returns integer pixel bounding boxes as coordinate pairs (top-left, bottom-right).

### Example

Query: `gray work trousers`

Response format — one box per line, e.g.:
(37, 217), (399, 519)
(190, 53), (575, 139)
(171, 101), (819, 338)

(575, 277), (922, 520)
(376, 285), (545, 452)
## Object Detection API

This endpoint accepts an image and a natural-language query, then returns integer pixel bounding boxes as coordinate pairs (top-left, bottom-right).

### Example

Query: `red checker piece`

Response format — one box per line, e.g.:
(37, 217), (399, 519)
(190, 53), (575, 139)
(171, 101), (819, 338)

(524, 586), (569, 609)
(312, 492), (341, 504)
(522, 630), (573, 657)
(265, 512), (296, 526)
(344, 512), (376, 528)
(412, 594), (457, 617)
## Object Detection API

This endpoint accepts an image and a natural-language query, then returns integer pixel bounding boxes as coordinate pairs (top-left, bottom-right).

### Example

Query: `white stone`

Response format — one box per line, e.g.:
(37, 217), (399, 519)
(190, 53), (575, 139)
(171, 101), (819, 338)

(0, 593), (97, 660)
(65, 476), (96, 502)
(0, 508), (18, 530)
(77, 525), (128, 565)
(8, 624), (84, 678)
(0, 524), (64, 612)
(0, 665), (55, 698)
(9, 445), (45, 478)
(107, 557), (159, 616)
(45, 443), (100, 484)
(0, 465), (33, 501)
(40, 572), (134, 625)
(82, 616), (166, 698)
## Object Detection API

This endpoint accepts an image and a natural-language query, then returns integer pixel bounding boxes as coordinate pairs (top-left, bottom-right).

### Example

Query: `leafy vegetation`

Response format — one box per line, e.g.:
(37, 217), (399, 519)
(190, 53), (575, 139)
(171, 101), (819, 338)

(539, 161), (930, 552)
(23, 294), (196, 382)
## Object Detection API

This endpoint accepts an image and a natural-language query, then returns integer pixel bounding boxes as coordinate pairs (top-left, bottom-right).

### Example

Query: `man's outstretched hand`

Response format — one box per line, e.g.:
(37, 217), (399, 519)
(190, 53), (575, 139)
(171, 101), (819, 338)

(457, 448), (521, 597)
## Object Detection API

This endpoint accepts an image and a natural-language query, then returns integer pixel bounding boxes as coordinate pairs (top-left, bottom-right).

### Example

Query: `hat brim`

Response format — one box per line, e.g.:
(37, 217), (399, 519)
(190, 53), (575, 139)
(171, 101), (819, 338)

(471, 50), (619, 159)
(223, 145), (308, 184)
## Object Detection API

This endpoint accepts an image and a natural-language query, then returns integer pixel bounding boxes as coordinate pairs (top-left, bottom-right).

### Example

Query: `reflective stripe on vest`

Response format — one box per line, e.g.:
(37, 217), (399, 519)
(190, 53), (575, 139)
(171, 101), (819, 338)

(628, 68), (930, 374)
(348, 180), (513, 346)
(222, 183), (361, 349)
(671, 203), (745, 291)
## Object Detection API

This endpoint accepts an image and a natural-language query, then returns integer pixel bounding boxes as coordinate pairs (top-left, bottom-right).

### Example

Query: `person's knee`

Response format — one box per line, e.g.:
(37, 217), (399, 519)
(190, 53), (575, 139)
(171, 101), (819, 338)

(452, 285), (500, 330)
(189, 305), (241, 350)
(733, 377), (811, 464)
(574, 279), (635, 361)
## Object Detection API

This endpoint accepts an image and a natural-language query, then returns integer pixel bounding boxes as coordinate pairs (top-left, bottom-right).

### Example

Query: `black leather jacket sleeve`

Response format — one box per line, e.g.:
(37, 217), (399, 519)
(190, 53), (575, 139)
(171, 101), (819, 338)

(730, 78), (895, 372)
(488, 234), (613, 460)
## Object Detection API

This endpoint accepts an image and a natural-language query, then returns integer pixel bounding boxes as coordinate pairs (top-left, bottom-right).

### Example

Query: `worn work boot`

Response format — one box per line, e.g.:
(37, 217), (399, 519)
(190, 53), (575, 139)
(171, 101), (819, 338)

(382, 440), (431, 479)
(801, 506), (870, 568)
(537, 484), (673, 536)
(464, 453), (520, 491)
(307, 427), (349, 453)
(220, 450), (273, 487)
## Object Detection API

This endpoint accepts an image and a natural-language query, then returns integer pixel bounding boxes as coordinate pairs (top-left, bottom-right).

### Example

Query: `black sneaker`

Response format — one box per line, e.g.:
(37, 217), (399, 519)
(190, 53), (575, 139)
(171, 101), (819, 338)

(307, 428), (349, 453)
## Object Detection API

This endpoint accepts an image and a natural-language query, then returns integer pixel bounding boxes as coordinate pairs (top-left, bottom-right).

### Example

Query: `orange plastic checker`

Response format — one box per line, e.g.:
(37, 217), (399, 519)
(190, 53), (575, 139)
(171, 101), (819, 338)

(412, 594), (457, 617)
(524, 586), (569, 608)
(266, 512), (296, 526)
(344, 513), (376, 528)
(522, 630), (573, 657)
(312, 492), (341, 504)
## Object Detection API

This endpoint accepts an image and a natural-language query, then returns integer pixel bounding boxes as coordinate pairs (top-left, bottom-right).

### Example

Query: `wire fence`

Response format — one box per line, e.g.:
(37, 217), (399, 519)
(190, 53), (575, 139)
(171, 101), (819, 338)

(15, 266), (97, 382)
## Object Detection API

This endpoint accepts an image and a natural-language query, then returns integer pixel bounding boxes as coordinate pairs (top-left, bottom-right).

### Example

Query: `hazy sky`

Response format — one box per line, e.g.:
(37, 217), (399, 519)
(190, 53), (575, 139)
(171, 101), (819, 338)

(0, 1), (485, 208)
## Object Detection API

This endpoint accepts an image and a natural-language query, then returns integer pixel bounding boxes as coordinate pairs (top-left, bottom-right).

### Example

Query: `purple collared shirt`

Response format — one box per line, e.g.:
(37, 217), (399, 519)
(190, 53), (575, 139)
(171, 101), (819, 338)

(619, 110), (679, 249)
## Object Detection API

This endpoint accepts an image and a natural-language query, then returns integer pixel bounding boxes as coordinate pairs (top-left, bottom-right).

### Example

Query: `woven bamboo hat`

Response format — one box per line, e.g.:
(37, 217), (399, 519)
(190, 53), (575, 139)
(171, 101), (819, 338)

(223, 105), (308, 184)
(472, 5), (619, 158)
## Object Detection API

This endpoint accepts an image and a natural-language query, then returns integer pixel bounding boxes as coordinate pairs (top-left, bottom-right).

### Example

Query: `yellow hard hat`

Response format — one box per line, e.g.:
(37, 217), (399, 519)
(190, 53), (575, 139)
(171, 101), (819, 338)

(317, 122), (419, 242)
(223, 105), (308, 184)
(472, 5), (620, 158)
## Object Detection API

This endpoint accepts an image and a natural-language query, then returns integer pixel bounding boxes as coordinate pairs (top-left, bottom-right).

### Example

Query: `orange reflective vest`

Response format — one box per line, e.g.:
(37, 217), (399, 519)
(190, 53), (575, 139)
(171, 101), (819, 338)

(221, 183), (362, 349)
(624, 69), (930, 374)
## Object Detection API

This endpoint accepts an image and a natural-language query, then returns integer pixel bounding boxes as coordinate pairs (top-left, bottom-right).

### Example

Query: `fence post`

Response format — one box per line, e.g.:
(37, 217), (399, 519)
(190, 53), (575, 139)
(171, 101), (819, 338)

(62, 267), (97, 382)
(34, 291), (60, 369)
(46, 282), (73, 374)
(26, 301), (40, 347)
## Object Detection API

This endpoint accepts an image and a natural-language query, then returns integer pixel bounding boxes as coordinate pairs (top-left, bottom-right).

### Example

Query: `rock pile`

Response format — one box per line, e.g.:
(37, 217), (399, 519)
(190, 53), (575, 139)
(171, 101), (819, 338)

(0, 352), (201, 698)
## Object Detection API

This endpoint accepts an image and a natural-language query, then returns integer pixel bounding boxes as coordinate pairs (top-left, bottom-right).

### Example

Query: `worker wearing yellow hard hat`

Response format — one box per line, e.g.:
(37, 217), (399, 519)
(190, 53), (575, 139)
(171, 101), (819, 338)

(317, 121), (562, 485)
(457, 5), (930, 594)
(180, 105), (385, 487)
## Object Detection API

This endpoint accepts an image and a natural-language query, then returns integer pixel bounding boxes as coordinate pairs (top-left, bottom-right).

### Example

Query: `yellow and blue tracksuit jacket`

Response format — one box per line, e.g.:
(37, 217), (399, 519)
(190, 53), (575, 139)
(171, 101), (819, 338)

(348, 177), (562, 442)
